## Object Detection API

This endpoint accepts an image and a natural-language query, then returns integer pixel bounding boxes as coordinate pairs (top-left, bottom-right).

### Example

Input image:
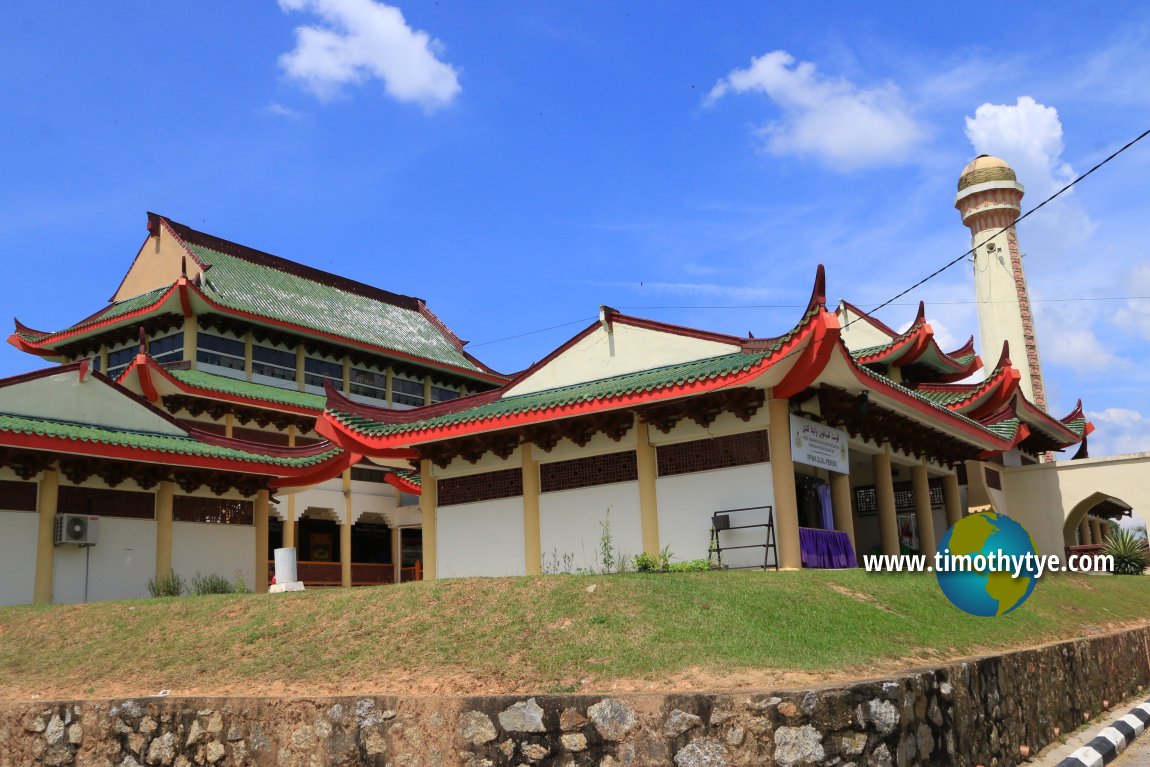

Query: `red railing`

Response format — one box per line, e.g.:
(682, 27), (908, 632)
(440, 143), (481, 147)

(269, 560), (422, 587)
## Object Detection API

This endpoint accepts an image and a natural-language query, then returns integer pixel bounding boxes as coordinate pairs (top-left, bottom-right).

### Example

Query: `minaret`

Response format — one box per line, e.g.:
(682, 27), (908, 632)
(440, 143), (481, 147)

(954, 155), (1048, 411)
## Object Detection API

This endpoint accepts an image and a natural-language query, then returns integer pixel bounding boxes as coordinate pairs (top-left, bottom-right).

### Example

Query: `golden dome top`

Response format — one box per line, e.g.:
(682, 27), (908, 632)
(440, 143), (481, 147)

(957, 155), (1017, 191)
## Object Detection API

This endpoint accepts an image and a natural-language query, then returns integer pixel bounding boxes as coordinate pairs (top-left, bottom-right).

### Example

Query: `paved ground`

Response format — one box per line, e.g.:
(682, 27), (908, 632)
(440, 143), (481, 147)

(1031, 693), (1150, 766)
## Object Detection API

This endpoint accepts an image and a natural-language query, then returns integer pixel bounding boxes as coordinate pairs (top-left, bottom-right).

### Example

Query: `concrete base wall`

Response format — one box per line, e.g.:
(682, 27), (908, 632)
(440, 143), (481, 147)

(2, 626), (1148, 766)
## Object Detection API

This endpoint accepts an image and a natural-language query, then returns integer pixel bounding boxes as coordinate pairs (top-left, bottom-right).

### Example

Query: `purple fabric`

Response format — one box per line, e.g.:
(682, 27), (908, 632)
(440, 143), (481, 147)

(799, 527), (857, 569)
(816, 484), (834, 530)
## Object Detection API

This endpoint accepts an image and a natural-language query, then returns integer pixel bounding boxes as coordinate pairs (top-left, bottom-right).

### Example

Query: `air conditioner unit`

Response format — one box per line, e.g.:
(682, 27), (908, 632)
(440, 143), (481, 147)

(54, 514), (99, 546)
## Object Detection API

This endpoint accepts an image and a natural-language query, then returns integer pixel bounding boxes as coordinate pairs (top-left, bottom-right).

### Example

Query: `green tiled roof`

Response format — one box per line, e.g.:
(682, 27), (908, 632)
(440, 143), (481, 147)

(1063, 416), (1088, 437)
(331, 351), (769, 438)
(852, 363), (1005, 441)
(916, 388), (970, 406)
(167, 368), (326, 411)
(187, 243), (485, 374)
(16, 286), (170, 342)
(984, 417), (1021, 440)
(0, 413), (340, 468)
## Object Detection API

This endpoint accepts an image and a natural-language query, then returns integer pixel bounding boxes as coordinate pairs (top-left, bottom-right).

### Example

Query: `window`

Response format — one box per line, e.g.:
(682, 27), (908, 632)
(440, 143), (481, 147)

(106, 346), (136, 379)
(305, 357), (343, 388)
(148, 333), (183, 364)
(196, 332), (245, 371)
(393, 376), (424, 407)
(351, 466), (386, 483)
(173, 496), (253, 525)
(431, 385), (459, 403)
(252, 344), (296, 381)
(350, 366), (387, 400)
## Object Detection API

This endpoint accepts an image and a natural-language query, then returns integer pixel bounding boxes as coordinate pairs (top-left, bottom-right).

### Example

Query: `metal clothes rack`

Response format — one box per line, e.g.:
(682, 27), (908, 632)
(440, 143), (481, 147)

(708, 505), (777, 570)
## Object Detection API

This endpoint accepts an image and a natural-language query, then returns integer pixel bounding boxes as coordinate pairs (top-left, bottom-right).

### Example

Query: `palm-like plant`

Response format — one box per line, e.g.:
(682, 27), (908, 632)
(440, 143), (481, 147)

(1102, 529), (1150, 575)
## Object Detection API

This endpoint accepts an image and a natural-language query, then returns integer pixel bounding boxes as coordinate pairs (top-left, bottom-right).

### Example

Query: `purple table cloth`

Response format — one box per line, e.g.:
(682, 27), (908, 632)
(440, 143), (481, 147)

(799, 527), (857, 569)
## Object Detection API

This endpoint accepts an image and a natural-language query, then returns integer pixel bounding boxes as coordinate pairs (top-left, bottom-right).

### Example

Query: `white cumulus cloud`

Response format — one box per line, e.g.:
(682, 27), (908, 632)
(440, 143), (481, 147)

(704, 50), (923, 171)
(278, 0), (460, 110)
(1086, 407), (1150, 457)
(964, 96), (1075, 199)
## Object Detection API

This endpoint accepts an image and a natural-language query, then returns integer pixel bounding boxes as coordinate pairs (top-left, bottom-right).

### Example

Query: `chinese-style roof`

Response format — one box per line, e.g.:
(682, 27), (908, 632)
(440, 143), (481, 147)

(0, 412), (338, 468)
(914, 342), (1020, 418)
(10, 214), (504, 383)
(0, 363), (351, 479)
(849, 301), (982, 383)
(326, 350), (771, 442)
(165, 367), (325, 412)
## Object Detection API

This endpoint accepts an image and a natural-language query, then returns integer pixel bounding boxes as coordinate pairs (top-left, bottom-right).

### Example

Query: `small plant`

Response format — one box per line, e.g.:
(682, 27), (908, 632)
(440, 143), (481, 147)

(232, 572), (250, 594)
(147, 572), (184, 598)
(658, 545), (673, 571)
(542, 549), (576, 575)
(634, 552), (658, 572)
(191, 572), (236, 595)
(599, 509), (615, 574)
(1103, 529), (1150, 575)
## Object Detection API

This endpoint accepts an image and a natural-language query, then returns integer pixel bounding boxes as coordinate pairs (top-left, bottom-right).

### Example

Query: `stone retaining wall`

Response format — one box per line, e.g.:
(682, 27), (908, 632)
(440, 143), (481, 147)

(2, 626), (1148, 767)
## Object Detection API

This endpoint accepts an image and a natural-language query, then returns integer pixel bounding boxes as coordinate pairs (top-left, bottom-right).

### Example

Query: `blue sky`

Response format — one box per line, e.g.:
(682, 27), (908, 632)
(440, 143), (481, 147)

(1, 1), (1148, 457)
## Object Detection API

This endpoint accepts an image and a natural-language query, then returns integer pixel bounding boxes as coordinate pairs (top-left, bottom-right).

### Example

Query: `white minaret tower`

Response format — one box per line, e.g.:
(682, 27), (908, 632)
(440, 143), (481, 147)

(954, 155), (1048, 411)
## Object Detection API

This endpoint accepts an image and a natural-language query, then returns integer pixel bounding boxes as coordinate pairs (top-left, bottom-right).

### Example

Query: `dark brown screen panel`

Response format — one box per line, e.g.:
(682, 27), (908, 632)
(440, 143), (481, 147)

(173, 496), (254, 525)
(438, 469), (523, 506)
(0, 480), (37, 512)
(656, 431), (769, 478)
(58, 486), (155, 519)
(541, 452), (638, 493)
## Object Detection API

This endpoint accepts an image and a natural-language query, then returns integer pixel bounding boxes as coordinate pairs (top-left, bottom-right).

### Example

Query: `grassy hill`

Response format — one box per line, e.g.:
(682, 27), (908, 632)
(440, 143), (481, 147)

(1, 570), (1148, 701)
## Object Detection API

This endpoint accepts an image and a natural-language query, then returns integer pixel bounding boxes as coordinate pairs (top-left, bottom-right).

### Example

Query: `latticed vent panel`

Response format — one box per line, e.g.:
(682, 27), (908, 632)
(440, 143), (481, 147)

(0, 480), (37, 511)
(656, 432), (769, 478)
(985, 467), (1002, 490)
(58, 486), (155, 519)
(173, 496), (254, 525)
(541, 452), (638, 493)
(854, 480), (945, 515)
(438, 469), (523, 507)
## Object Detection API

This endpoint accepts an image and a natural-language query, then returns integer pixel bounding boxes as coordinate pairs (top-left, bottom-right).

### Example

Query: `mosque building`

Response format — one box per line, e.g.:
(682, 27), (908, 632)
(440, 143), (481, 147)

(0, 158), (1142, 604)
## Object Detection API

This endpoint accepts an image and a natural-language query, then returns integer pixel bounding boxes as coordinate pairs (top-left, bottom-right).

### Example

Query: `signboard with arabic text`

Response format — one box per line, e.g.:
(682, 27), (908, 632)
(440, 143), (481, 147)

(789, 415), (849, 474)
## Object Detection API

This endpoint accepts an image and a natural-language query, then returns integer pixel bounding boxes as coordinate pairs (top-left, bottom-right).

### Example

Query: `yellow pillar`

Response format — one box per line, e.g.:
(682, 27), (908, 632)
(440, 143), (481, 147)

(391, 526), (401, 584)
(1078, 516), (1092, 546)
(243, 332), (254, 382)
(385, 367), (394, 407)
(224, 412), (235, 439)
(419, 459), (437, 580)
(155, 481), (175, 580)
(423, 375), (433, 406)
(296, 345), (306, 392)
(33, 468), (60, 605)
(942, 472), (964, 530)
(255, 489), (269, 592)
(341, 470), (353, 588)
(829, 470), (856, 554)
(1092, 519), (1107, 546)
(521, 445), (542, 575)
(182, 315), (197, 369)
(342, 355), (351, 394)
(911, 461), (937, 554)
(767, 398), (802, 569)
(98, 345), (109, 375)
(635, 416), (661, 558)
(873, 446), (899, 556)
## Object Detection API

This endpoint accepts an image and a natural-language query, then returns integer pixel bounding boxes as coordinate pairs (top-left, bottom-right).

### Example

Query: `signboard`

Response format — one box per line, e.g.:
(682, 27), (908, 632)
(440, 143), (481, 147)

(789, 415), (849, 474)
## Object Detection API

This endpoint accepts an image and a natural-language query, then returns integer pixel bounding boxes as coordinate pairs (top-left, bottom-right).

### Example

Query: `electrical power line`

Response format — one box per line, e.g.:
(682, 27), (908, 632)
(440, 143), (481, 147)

(617, 296), (1150, 311)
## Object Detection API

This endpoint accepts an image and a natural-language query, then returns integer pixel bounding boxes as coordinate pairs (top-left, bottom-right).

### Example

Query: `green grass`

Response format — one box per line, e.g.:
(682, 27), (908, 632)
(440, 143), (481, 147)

(1, 570), (1147, 700)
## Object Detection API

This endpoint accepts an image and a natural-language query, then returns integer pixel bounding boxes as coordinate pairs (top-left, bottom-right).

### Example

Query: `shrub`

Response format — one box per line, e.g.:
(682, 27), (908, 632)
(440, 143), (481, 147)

(1103, 529), (1150, 575)
(191, 572), (235, 595)
(634, 552), (659, 572)
(148, 572), (184, 598)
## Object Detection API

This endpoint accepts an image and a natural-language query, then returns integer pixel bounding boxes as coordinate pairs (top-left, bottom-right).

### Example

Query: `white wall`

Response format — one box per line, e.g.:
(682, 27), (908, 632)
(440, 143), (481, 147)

(539, 482), (643, 573)
(437, 498), (525, 578)
(173, 522), (256, 591)
(0, 511), (38, 606)
(53, 518), (156, 603)
(656, 464), (775, 568)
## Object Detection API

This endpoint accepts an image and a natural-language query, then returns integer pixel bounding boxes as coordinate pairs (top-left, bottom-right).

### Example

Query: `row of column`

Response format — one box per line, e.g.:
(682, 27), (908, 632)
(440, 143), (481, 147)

(1077, 516), (1110, 546)
(33, 468), (272, 604)
(415, 397), (965, 579)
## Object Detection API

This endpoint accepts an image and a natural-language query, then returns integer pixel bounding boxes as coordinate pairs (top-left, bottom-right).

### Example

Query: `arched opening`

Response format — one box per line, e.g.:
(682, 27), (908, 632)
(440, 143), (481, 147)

(1063, 492), (1134, 549)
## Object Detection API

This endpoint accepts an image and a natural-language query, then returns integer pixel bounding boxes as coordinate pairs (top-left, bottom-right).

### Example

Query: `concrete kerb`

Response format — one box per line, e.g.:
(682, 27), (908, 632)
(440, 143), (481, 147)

(1037, 696), (1150, 767)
